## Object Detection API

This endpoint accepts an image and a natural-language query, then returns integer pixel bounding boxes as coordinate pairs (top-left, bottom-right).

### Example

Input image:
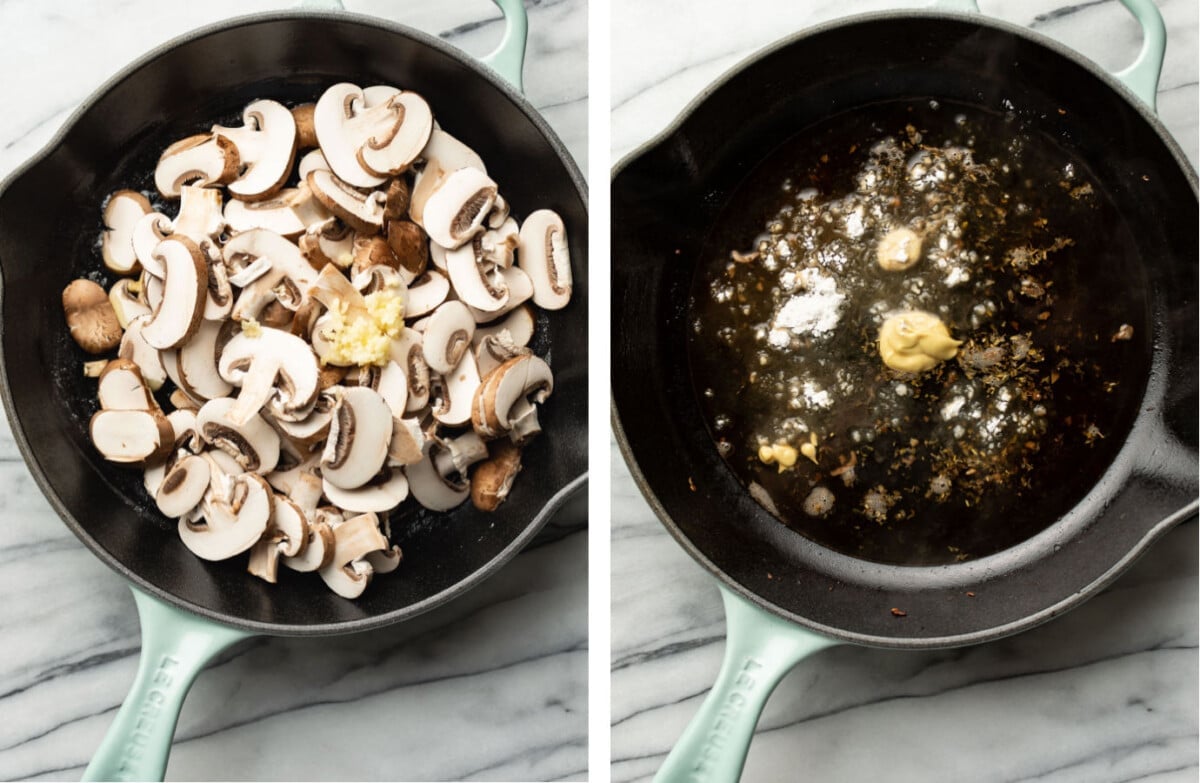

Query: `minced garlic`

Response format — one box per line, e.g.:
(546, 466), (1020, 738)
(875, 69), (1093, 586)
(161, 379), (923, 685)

(240, 317), (263, 338)
(321, 287), (405, 366)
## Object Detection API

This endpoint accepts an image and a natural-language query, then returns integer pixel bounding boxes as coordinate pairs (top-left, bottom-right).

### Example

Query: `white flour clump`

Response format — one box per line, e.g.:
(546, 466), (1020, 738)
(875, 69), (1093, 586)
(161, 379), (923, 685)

(772, 268), (845, 342)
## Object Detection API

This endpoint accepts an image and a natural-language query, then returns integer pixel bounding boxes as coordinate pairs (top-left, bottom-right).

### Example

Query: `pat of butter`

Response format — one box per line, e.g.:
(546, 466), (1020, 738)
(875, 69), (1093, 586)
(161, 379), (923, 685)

(878, 310), (961, 373)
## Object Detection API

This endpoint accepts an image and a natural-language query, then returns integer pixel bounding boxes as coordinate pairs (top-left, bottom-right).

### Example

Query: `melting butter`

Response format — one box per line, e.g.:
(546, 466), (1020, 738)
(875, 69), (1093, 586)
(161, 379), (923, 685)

(878, 310), (961, 373)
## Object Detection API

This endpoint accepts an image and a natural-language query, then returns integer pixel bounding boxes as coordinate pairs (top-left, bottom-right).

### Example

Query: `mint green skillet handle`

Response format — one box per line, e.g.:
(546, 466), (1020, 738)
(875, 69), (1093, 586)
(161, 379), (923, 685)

(930, 0), (1165, 111)
(480, 0), (529, 92)
(654, 586), (839, 783)
(82, 588), (253, 782)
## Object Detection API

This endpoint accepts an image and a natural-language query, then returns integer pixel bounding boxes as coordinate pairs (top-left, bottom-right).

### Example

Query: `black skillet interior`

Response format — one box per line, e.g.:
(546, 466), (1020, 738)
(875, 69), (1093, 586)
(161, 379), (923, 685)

(612, 13), (1197, 647)
(0, 13), (588, 634)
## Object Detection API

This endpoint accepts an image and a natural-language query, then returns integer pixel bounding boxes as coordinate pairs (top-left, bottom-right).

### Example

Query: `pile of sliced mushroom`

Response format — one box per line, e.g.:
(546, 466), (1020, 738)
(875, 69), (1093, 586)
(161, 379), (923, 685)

(65, 84), (571, 599)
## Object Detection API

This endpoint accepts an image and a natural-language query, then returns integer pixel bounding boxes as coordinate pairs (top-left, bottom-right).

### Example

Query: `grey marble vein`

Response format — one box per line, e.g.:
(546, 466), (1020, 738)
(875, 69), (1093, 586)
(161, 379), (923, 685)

(610, 1), (1198, 781)
(0, 1), (587, 781)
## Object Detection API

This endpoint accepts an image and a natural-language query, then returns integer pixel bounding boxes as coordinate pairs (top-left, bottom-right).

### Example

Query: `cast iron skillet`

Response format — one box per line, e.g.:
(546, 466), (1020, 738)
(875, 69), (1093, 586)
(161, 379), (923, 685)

(611, 0), (1195, 780)
(0, 3), (587, 780)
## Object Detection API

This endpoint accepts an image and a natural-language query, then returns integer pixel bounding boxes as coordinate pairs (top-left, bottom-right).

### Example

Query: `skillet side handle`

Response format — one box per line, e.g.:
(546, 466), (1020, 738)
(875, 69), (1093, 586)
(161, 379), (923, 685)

(1113, 0), (1166, 111)
(481, 0), (529, 93)
(654, 586), (839, 783)
(82, 588), (253, 782)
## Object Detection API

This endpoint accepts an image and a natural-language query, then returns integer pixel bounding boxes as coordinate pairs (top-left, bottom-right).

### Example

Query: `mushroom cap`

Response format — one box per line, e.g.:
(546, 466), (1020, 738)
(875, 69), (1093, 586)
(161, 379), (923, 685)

(155, 134), (240, 199)
(297, 148), (331, 181)
(470, 440), (523, 512)
(418, 167), (497, 250)
(212, 99), (298, 201)
(179, 473), (272, 561)
(140, 237), (209, 350)
(321, 468), (409, 513)
(196, 396), (281, 474)
(517, 209), (572, 310)
(90, 409), (175, 465)
(156, 454), (211, 518)
(101, 190), (152, 274)
(63, 279), (122, 355)
(321, 386), (393, 490)
(422, 301), (476, 375)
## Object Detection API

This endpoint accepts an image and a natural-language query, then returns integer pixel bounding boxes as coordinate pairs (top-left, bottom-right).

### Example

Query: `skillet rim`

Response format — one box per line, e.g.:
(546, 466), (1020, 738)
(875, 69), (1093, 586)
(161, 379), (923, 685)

(0, 9), (589, 637)
(610, 8), (1198, 649)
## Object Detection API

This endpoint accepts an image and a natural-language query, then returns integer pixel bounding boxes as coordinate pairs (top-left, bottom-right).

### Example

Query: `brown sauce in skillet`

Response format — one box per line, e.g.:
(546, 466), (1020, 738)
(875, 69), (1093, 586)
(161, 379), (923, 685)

(688, 100), (1149, 566)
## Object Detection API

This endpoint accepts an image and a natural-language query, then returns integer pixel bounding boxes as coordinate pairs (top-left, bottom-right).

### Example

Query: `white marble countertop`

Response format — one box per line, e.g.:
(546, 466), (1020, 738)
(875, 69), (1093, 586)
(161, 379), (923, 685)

(0, 1), (586, 781)
(611, 1), (1198, 782)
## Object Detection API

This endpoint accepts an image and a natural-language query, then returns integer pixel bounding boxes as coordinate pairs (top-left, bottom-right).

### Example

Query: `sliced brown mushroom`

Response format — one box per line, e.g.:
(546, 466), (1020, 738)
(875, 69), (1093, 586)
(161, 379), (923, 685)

(473, 304), (535, 349)
(410, 128), (487, 225)
(281, 510), (336, 573)
(383, 178), (411, 221)
(322, 467), (409, 514)
(299, 217), (356, 271)
(155, 134), (240, 199)
(474, 330), (531, 378)
(196, 396), (281, 473)
(97, 358), (156, 411)
(422, 301), (476, 375)
(201, 249), (234, 322)
(212, 99), (298, 201)
(318, 511), (390, 599)
(101, 190), (152, 275)
(518, 210), (572, 310)
(352, 360), (408, 418)
(172, 186), (225, 245)
(83, 360), (109, 378)
(225, 229), (321, 321)
(470, 440), (522, 511)
(63, 279), (122, 354)
(404, 270), (451, 318)
(351, 264), (406, 296)
(177, 319), (234, 401)
(292, 103), (318, 149)
(156, 454), (211, 518)
(357, 91), (433, 177)
(218, 327), (320, 424)
(132, 212), (173, 278)
(389, 329), (430, 413)
(118, 314), (168, 390)
(417, 167), (497, 249)
(297, 148), (332, 181)
(471, 354), (552, 443)
(384, 220), (429, 283)
(467, 266), (534, 323)
(388, 416), (425, 465)
(166, 408), (203, 453)
(248, 494), (309, 583)
(431, 350), (481, 427)
(479, 216), (520, 268)
(223, 183), (330, 237)
(179, 472), (272, 561)
(406, 441), (469, 511)
(321, 386), (394, 490)
(350, 235), (399, 276)
(109, 279), (151, 329)
(274, 389), (336, 449)
(487, 193), (511, 229)
(314, 83), (431, 188)
(90, 408), (174, 465)
(306, 169), (386, 235)
(140, 237), (208, 350)
(446, 237), (510, 313)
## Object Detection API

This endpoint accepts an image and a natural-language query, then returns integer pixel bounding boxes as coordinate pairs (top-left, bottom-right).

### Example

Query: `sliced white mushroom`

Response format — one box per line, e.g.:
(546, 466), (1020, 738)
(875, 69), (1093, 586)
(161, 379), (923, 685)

(431, 350), (480, 427)
(227, 257), (273, 288)
(479, 216), (520, 268)
(471, 354), (552, 443)
(248, 494), (309, 583)
(357, 91), (433, 177)
(132, 213), (173, 278)
(179, 473), (272, 561)
(166, 408), (202, 452)
(446, 239), (509, 313)
(144, 462), (167, 497)
(404, 270), (451, 318)
(108, 279), (151, 329)
(273, 390), (335, 449)
(154, 134), (240, 199)
(518, 210), (571, 310)
(318, 511), (389, 598)
(406, 442), (469, 511)
(281, 511), (336, 573)
(297, 148), (330, 180)
(388, 416), (425, 465)
(389, 329), (430, 413)
(353, 360), (408, 418)
(322, 468), (409, 513)
(428, 242), (449, 272)
(195, 397), (280, 473)
(155, 454), (211, 518)
(223, 183), (329, 237)
(101, 190), (152, 275)
(351, 264), (406, 296)
(89, 409), (173, 465)
(172, 186), (225, 244)
(474, 330), (530, 378)
(306, 169), (386, 235)
(218, 327), (320, 424)
(321, 386), (393, 490)
(472, 304), (535, 348)
(410, 128), (486, 225)
(312, 84), (391, 189)
(437, 431), (489, 476)
(487, 193), (510, 229)
(467, 266), (533, 322)
(299, 217), (356, 270)
(118, 314), (167, 390)
(212, 99), (297, 201)
(422, 301), (475, 375)
(177, 319), (233, 401)
(418, 167), (497, 249)
(97, 358), (156, 411)
(142, 269), (165, 311)
(225, 229), (320, 321)
(140, 237), (208, 350)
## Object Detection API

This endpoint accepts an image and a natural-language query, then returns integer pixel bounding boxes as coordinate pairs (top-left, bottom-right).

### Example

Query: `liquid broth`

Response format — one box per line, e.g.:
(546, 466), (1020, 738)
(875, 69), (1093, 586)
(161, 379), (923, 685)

(688, 99), (1147, 565)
